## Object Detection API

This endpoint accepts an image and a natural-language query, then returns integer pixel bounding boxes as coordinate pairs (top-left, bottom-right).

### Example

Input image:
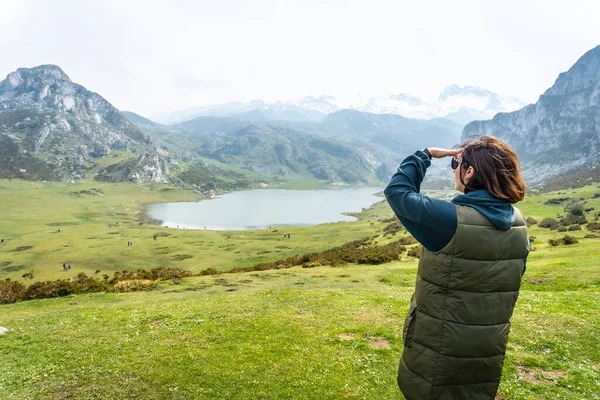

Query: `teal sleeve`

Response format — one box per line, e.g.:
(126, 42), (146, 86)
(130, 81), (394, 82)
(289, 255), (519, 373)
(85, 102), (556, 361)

(384, 150), (457, 252)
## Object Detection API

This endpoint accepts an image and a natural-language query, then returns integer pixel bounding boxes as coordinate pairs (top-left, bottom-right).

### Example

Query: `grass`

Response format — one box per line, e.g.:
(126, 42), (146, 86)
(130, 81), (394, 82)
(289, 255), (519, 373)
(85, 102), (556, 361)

(0, 180), (599, 399)
(0, 179), (385, 281)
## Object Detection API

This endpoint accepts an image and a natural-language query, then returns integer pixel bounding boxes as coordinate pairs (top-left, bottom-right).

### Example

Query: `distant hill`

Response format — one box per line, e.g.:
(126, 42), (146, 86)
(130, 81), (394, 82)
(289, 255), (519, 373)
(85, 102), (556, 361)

(174, 120), (385, 184)
(463, 45), (600, 188)
(153, 87), (526, 125)
(165, 109), (462, 185)
(321, 109), (462, 153)
(122, 111), (171, 133)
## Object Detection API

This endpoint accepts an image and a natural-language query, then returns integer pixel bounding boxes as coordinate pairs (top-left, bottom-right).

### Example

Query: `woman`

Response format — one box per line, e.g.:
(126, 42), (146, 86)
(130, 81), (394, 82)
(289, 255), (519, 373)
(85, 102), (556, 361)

(384, 136), (529, 400)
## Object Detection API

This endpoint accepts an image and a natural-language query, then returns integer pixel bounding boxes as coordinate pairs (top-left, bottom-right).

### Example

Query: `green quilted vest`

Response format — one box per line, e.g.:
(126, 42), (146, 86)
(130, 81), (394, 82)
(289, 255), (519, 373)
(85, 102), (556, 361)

(398, 205), (528, 400)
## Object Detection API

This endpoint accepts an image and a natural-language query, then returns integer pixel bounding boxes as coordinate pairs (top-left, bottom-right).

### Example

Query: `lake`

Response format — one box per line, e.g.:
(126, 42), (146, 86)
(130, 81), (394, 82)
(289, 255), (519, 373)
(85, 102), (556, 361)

(144, 187), (384, 230)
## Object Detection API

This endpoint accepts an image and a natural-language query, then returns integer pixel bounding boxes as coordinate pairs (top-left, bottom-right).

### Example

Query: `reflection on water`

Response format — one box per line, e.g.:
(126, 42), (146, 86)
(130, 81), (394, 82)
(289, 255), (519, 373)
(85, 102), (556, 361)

(144, 188), (383, 230)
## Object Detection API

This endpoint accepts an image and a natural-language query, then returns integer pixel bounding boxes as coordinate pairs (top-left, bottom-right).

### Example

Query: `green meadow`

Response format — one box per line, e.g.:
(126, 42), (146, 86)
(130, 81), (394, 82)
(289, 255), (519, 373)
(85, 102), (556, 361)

(1, 179), (599, 399)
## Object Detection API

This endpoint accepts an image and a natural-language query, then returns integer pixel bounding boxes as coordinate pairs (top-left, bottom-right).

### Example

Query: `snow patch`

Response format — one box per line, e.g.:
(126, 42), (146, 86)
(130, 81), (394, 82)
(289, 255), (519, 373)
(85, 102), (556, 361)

(63, 96), (75, 110)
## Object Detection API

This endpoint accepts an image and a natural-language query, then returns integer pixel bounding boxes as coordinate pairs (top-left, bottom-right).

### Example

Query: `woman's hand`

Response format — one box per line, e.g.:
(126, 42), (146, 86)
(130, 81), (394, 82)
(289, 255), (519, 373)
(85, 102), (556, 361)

(426, 147), (462, 159)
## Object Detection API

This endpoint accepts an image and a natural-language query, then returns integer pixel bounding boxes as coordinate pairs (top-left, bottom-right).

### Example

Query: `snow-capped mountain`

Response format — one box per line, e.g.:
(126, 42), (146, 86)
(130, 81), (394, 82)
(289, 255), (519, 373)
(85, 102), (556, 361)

(153, 86), (527, 126)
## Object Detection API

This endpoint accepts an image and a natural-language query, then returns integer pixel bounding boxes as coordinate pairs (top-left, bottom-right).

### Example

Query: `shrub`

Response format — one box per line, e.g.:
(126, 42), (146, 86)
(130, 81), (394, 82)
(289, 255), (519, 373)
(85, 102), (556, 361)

(199, 268), (219, 275)
(587, 222), (600, 231)
(547, 239), (561, 246)
(557, 227), (567, 232)
(544, 197), (570, 205)
(112, 279), (158, 292)
(560, 214), (587, 226)
(407, 247), (422, 259)
(22, 271), (34, 281)
(0, 279), (26, 304)
(563, 235), (579, 245)
(547, 235), (579, 246)
(539, 218), (559, 229)
(398, 236), (418, 245)
(236, 238), (408, 273)
(22, 279), (76, 300)
(564, 200), (586, 216)
(568, 225), (582, 231)
(111, 267), (192, 283)
(528, 235), (536, 243)
(526, 217), (538, 225)
(383, 220), (403, 235)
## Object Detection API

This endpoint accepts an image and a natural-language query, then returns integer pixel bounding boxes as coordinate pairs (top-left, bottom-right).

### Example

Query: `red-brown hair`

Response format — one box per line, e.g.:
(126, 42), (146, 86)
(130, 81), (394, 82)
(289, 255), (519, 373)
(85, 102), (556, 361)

(459, 136), (526, 203)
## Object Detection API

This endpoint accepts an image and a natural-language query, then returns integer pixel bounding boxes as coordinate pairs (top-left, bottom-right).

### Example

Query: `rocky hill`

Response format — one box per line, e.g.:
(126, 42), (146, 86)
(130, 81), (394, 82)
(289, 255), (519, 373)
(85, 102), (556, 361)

(321, 109), (462, 152)
(174, 121), (385, 184)
(0, 65), (166, 182)
(463, 45), (600, 188)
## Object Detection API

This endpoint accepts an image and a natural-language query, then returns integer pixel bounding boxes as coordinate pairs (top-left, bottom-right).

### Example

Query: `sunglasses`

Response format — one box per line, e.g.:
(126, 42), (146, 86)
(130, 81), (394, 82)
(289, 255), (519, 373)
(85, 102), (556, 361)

(451, 156), (469, 170)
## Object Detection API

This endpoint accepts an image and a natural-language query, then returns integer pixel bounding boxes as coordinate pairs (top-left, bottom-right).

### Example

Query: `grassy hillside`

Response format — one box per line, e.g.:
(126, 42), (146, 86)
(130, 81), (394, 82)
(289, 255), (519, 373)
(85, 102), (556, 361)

(1, 181), (599, 399)
(0, 180), (384, 282)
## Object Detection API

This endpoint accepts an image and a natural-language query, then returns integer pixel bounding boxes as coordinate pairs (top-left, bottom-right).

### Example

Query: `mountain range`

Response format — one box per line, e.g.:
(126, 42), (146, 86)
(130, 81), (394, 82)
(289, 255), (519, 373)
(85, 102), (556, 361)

(2, 44), (600, 190)
(151, 86), (527, 126)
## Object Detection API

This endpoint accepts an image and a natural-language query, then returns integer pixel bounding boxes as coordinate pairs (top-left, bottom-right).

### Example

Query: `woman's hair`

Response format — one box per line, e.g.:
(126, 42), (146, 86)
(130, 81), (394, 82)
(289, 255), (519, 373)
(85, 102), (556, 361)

(459, 135), (526, 203)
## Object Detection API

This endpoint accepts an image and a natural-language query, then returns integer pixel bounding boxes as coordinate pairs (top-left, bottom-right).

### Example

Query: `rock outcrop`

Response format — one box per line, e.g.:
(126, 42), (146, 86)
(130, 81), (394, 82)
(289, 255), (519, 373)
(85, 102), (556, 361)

(462, 46), (600, 187)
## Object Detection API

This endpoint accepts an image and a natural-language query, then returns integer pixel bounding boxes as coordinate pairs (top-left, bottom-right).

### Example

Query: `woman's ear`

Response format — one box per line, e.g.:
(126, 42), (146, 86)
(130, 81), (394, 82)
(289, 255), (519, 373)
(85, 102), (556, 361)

(465, 165), (475, 181)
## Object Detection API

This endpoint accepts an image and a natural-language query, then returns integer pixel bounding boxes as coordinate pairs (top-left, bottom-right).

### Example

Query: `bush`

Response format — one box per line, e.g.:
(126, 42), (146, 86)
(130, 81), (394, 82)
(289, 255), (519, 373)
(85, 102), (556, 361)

(22, 279), (76, 300)
(383, 220), (403, 235)
(112, 279), (158, 292)
(557, 227), (567, 232)
(539, 218), (559, 229)
(111, 267), (192, 283)
(407, 247), (422, 259)
(544, 197), (570, 205)
(563, 235), (579, 245)
(0, 279), (26, 304)
(587, 222), (600, 231)
(564, 200), (586, 216)
(398, 236), (418, 245)
(199, 268), (219, 275)
(526, 217), (538, 225)
(234, 238), (409, 273)
(560, 214), (587, 226)
(568, 225), (582, 231)
(547, 235), (579, 246)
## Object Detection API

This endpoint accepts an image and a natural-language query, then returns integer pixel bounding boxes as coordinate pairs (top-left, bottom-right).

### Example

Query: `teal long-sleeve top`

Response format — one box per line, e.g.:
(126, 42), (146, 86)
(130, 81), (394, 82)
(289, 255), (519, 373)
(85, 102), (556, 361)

(384, 150), (529, 271)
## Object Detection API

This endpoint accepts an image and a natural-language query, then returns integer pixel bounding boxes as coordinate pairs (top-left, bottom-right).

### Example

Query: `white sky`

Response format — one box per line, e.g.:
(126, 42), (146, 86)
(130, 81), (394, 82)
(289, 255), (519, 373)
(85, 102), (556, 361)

(1, 0), (599, 117)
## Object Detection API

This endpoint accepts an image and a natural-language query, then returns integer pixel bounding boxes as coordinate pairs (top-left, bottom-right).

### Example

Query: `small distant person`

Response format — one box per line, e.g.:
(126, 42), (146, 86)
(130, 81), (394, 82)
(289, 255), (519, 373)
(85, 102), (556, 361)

(1, 239), (3, 244)
(153, 235), (157, 240)
(57, 229), (61, 233)
(67, 264), (71, 271)
(63, 263), (66, 271)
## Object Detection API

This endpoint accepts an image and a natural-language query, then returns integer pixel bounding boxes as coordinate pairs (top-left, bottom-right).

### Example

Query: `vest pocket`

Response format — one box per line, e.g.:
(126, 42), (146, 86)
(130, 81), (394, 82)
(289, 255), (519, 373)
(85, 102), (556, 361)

(403, 305), (418, 347)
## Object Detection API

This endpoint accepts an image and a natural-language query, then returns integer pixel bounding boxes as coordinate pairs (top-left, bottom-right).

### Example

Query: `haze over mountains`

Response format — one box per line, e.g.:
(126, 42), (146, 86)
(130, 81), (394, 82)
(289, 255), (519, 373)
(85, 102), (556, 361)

(2, 45), (600, 190)
(152, 86), (526, 126)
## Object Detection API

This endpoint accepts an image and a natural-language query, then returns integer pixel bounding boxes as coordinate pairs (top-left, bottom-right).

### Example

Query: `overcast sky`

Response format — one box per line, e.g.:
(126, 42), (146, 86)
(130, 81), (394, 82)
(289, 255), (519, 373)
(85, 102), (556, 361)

(1, 0), (599, 117)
